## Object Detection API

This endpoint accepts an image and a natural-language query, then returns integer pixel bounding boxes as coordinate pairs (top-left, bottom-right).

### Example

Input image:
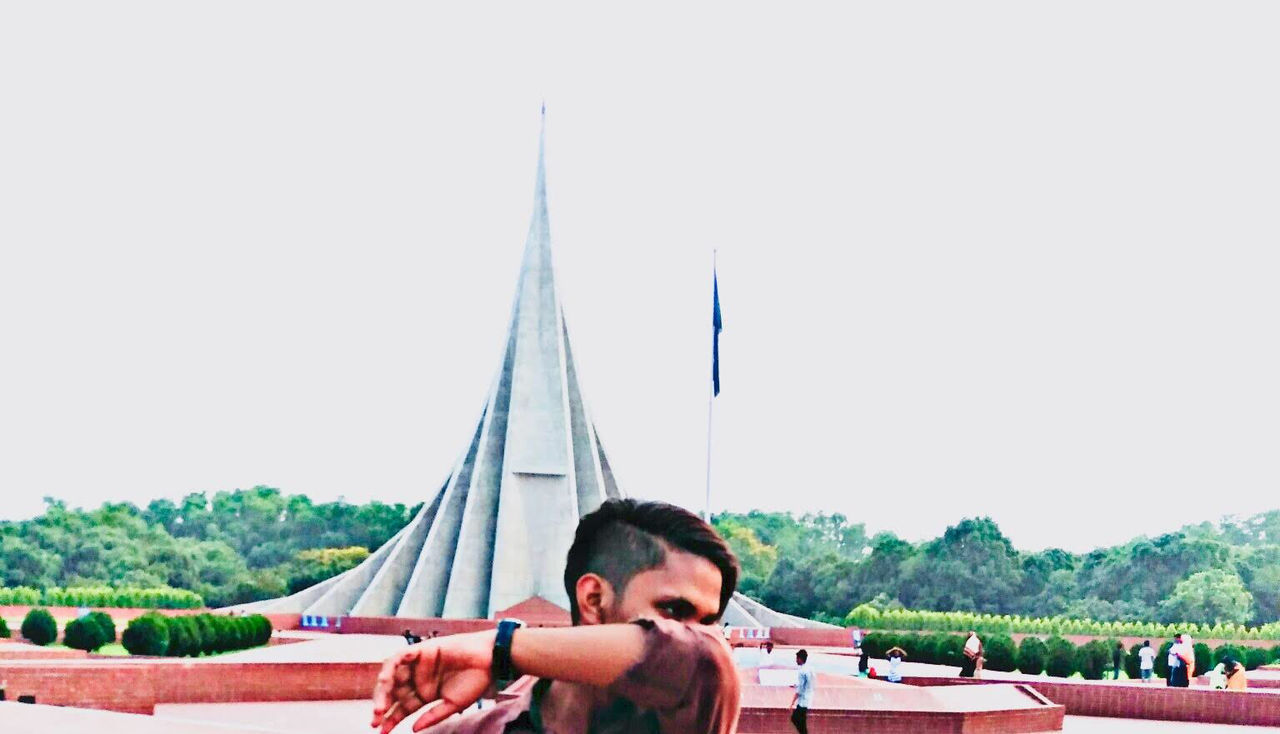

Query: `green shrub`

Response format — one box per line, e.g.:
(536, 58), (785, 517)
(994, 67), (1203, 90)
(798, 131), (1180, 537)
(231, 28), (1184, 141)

(1193, 643), (1211, 675)
(1213, 644), (1247, 667)
(1017, 636), (1048, 675)
(251, 614), (273, 646)
(194, 614), (219, 655)
(1075, 640), (1111, 680)
(862, 632), (890, 659)
(166, 615), (197, 657)
(121, 613), (170, 656)
(63, 617), (108, 652)
(85, 611), (116, 644)
(1045, 636), (1077, 678)
(1245, 647), (1268, 671)
(0, 616), (9, 638)
(913, 634), (941, 665)
(21, 608), (58, 646)
(936, 634), (966, 668)
(1125, 642), (1146, 679)
(984, 634), (1017, 672)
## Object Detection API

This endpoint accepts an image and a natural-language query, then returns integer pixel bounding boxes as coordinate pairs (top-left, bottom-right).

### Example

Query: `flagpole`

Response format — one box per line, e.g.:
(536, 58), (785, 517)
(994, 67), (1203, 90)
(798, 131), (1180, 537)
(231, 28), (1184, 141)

(705, 249), (716, 522)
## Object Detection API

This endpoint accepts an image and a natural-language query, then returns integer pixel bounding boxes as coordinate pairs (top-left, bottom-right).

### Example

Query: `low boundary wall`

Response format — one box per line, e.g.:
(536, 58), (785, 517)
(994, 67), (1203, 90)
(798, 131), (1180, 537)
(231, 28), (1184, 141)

(903, 676), (1280, 727)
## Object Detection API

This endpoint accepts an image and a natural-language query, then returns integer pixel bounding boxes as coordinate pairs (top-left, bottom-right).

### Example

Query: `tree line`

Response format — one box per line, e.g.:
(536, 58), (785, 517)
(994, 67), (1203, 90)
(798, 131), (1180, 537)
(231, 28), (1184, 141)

(0, 487), (415, 608)
(3, 488), (1276, 627)
(712, 510), (1280, 627)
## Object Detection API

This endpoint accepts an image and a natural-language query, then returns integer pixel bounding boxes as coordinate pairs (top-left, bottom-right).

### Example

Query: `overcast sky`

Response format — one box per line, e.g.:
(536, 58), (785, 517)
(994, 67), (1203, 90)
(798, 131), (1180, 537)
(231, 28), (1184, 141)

(2, 2), (1277, 552)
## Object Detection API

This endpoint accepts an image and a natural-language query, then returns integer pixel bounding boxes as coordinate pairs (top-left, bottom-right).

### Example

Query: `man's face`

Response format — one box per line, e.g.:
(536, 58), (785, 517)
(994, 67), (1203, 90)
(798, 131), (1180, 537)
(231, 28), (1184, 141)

(609, 547), (723, 626)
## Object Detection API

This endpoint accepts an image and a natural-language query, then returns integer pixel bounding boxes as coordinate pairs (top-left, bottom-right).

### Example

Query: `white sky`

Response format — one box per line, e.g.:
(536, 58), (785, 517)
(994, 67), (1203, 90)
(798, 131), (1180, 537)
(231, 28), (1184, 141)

(2, 2), (1278, 552)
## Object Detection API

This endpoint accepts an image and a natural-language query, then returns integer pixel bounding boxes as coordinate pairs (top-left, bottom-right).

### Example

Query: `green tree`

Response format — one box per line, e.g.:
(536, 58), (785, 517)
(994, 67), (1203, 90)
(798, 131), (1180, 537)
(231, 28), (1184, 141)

(1157, 570), (1254, 626)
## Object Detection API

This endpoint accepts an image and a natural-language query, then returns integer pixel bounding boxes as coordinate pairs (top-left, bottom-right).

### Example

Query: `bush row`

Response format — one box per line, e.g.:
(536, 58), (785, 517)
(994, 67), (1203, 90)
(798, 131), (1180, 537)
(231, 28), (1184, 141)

(121, 612), (272, 657)
(847, 605), (1280, 641)
(861, 631), (1280, 679)
(0, 585), (204, 609)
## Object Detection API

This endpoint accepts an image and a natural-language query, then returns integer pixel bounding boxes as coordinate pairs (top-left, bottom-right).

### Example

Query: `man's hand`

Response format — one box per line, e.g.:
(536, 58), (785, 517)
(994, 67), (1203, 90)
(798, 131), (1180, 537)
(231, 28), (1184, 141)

(371, 630), (497, 733)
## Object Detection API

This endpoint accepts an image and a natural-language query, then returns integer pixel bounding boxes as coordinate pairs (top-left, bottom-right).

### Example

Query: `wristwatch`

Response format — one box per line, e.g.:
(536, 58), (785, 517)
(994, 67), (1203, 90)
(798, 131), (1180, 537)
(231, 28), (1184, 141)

(492, 618), (525, 686)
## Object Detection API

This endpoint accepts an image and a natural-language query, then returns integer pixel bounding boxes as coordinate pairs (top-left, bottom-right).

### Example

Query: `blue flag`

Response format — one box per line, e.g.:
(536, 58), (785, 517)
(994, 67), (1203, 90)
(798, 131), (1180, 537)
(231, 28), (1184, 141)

(712, 268), (722, 396)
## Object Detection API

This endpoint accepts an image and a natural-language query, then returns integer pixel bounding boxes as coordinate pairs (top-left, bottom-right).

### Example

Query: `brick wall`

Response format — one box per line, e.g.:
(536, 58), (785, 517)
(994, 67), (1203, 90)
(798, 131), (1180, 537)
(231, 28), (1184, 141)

(0, 660), (380, 714)
(336, 616), (568, 637)
(902, 676), (1280, 727)
(736, 706), (1063, 733)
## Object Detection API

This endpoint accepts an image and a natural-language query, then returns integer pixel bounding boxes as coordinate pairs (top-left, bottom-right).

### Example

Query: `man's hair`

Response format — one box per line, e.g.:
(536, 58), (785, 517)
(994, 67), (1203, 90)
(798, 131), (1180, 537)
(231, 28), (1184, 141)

(1143, 640), (1150, 646)
(563, 498), (739, 624)
(796, 649), (808, 663)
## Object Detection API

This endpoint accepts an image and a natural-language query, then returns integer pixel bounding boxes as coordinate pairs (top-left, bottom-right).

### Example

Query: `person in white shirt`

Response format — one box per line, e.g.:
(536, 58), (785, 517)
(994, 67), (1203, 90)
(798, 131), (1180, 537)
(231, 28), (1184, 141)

(960, 631), (982, 678)
(758, 640), (776, 667)
(1138, 640), (1156, 683)
(886, 646), (907, 683)
(790, 649), (815, 734)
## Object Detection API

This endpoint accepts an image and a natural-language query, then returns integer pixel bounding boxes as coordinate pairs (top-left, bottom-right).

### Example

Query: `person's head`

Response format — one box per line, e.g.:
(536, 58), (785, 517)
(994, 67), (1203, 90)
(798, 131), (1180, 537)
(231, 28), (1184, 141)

(563, 498), (739, 626)
(1143, 640), (1150, 647)
(968, 630), (977, 638)
(1175, 634), (1183, 642)
(1117, 642), (1124, 649)
(796, 649), (808, 665)
(764, 641), (774, 653)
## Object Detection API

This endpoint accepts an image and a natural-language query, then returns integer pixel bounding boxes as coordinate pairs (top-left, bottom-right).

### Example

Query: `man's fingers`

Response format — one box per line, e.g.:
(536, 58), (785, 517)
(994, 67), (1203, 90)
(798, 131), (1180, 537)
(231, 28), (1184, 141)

(372, 648), (419, 724)
(411, 700), (461, 732)
(373, 647), (430, 728)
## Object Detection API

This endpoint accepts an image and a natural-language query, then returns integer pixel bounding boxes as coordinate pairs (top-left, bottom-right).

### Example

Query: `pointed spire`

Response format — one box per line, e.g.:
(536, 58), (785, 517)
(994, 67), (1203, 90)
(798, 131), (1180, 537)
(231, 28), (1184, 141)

(241, 111), (617, 619)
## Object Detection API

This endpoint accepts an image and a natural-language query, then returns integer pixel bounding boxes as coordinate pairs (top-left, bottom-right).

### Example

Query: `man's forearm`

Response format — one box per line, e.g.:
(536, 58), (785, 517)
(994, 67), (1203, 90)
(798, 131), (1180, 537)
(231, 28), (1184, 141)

(509, 623), (648, 688)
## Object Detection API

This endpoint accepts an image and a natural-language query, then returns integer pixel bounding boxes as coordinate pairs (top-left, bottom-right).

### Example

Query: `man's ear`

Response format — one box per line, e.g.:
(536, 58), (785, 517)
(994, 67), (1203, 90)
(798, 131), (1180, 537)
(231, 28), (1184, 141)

(574, 573), (615, 625)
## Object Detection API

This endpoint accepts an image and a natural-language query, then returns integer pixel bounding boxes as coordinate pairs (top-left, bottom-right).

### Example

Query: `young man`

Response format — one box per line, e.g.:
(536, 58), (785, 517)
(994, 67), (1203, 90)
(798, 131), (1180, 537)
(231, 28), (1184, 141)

(789, 649), (814, 734)
(1112, 641), (1124, 680)
(1138, 640), (1156, 683)
(370, 499), (741, 734)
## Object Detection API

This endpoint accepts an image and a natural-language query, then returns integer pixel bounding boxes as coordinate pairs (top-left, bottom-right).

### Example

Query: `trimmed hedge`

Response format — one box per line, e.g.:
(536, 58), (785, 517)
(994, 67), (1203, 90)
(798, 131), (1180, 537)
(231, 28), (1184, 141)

(21, 608), (58, 646)
(64, 615), (111, 652)
(1045, 636), (1076, 677)
(984, 634), (1018, 672)
(844, 605), (1280, 642)
(122, 612), (272, 657)
(1017, 636), (1048, 675)
(1075, 639), (1111, 680)
(0, 585), (202, 609)
(122, 613), (170, 655)
(0, 616), (9, 638)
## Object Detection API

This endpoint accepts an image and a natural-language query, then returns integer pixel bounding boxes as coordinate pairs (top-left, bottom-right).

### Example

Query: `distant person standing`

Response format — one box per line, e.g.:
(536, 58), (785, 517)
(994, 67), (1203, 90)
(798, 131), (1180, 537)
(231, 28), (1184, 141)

(758, 640), (776, 667)
(960, 631), (982, 677)
(1138, 640), (1156, 684)
(1167, 634), (1193, 688)
(850, 627), (863, 648)
(790, 649), (815, 734)
(1112, 641), (1124, 680)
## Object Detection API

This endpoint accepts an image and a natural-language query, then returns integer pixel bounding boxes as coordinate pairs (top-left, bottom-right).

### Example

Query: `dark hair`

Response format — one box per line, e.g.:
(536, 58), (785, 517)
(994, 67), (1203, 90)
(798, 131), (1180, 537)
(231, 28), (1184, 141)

(1143, 640), (1150, 646)
(797, 649), (808, 663)
(563, 498), (739, 624)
